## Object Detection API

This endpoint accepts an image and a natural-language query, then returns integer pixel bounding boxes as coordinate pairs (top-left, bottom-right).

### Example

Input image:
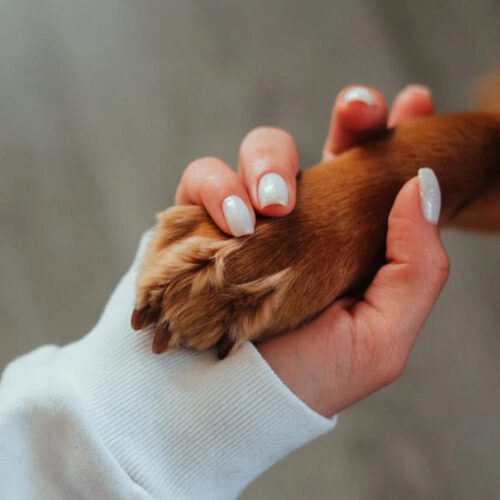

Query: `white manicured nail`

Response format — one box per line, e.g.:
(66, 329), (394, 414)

(222, 195), (254, 236)
(405, 84), (432, 96)
(418, 168), (441, 225)
(344, 86), (376, 106)
(258, 173), (288, 208)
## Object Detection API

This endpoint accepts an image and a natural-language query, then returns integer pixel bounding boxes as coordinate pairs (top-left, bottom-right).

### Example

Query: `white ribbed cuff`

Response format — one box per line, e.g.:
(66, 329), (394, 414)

(57, 233), (337, 499)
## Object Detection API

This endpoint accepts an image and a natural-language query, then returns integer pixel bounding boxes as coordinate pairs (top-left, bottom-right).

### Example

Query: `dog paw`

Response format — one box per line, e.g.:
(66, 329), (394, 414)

(131, 206), (292, 358)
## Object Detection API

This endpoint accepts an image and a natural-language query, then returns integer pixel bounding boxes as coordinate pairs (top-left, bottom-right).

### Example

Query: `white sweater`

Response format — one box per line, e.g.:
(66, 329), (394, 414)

(0, 233), (336, 499)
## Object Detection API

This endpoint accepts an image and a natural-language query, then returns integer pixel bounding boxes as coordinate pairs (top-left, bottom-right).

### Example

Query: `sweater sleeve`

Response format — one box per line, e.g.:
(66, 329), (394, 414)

(0, 233), (337, 500)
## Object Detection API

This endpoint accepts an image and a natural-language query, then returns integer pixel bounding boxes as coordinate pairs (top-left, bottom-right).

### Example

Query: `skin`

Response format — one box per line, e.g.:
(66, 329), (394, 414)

(175, 84), (449, 418)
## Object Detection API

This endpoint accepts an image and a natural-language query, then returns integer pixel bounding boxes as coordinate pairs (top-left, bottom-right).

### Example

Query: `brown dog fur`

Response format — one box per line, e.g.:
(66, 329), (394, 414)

(132, 82), (500, 358)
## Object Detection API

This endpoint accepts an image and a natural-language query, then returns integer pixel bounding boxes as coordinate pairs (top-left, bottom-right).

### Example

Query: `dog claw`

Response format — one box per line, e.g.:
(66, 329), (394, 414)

(216, 333), (235, 359)
(131, 307), (149, 330)
(152, 323), (173, 354)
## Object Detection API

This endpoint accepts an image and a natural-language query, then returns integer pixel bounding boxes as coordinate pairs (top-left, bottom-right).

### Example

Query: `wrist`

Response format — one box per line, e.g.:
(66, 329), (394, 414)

(256, 337), (334, 418)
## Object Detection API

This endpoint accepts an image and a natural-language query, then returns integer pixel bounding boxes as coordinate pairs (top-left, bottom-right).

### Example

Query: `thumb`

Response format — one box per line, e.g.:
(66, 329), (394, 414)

(353, 168), (450, 352)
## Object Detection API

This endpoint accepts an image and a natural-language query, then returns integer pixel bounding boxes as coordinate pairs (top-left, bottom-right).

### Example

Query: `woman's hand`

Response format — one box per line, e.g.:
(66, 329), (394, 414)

(174, 84), (449, 417)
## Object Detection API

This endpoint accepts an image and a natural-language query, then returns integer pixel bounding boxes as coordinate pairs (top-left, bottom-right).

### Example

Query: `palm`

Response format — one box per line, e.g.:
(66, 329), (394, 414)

(173, 83), (446, 417)
(257, 178), (449, 417)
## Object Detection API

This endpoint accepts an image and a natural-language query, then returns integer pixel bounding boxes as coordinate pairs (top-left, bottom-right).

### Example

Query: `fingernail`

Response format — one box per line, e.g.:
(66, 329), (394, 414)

(222, 195), (254, 236)
(258, 173), (288, 208)
(418, 168), (441, 225)
(344, 86), (376, 106)
(405, 84), (432, 96)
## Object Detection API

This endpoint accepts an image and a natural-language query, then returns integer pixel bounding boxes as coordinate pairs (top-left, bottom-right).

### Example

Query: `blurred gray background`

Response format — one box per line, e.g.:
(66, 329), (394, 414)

(1, 1), (499, 498)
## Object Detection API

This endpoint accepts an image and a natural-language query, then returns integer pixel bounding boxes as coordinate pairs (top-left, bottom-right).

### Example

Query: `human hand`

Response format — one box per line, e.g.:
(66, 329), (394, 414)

(175, 84), (449, 417)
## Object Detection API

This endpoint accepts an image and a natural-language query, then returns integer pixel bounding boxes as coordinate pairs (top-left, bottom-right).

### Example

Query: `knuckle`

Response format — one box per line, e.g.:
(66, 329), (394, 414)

(245, 126), (292, 142)
(182, 158), (203, 181)
(379, 357), (406, 387)
(388, 212), (451, 286)
(368, 329), (408, 388)
(393, 262), (421, 286)
(269, 126), (295, 144)
(178, 158), (233, 204)
(184, 156), (219, 174)
(419, 247), (450, 291)
(182, 157), (228, 186)
(433, 251), (451, 283)
(240, 128), (266, 152)
(240, 127), (297, 165)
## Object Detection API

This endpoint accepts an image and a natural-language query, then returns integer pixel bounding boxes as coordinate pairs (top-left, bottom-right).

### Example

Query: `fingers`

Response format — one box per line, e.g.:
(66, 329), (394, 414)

(175, 157), (255, 237)
(388, 85), (434, 127)
(175, 85), (435, 238)
(175, 127), (300, 236)
(322, 85), (389, 159)
(238, 127), (299, 216)
(352, 169), (449, 358)
(322, 84), (435, 160)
